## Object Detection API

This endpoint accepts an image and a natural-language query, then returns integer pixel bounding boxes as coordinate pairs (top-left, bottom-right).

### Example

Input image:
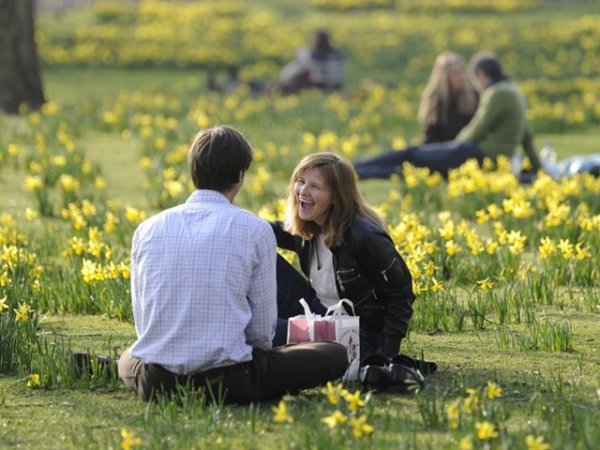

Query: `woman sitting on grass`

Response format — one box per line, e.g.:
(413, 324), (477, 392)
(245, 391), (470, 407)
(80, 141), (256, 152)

(417, 51), (478, 144)
(270, 152), (415, 361)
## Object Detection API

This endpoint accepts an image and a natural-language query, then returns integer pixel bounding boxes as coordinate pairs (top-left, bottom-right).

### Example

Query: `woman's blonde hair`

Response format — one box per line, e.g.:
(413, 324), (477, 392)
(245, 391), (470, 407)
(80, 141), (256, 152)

(417, 51), (478, 126)
(284, 152), (385, 247)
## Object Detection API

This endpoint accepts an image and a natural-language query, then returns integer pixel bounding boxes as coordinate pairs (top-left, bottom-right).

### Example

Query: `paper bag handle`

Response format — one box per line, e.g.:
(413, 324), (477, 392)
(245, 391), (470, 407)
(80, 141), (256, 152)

(298, 298), (316, 341)
(325, 298), (356, 317)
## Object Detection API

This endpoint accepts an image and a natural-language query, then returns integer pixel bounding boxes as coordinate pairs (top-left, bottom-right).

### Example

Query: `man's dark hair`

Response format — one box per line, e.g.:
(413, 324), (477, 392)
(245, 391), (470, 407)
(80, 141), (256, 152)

(470, 51), (508, 84)
(188, 125), (253, 191)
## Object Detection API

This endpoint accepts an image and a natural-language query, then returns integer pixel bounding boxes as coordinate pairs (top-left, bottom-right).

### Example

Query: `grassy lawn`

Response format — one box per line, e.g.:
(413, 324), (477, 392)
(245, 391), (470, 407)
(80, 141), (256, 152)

(1, 301), (598, 448)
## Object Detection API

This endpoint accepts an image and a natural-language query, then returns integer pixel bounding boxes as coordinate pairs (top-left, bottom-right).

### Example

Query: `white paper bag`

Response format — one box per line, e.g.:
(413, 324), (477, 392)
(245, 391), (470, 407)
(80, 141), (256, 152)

(287, 298), (360, 382)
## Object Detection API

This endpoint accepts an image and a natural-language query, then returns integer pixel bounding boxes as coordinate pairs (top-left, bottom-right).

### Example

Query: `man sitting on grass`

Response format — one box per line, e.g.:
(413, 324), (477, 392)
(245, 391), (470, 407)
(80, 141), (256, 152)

(118, 125), (348, 403)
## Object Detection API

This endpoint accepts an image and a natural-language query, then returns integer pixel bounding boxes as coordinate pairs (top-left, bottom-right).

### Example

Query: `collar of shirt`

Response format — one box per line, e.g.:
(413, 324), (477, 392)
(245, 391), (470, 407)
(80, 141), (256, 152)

(186, 189), (231, 205)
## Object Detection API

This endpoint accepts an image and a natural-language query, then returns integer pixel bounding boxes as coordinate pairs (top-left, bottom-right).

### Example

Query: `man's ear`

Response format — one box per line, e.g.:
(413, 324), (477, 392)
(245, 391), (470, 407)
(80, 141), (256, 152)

(239, 170), (245, 182)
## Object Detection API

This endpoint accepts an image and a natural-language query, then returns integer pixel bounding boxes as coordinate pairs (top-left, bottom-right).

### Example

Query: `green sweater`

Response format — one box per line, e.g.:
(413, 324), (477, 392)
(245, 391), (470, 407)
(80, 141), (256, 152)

(457, 80), (541, 171)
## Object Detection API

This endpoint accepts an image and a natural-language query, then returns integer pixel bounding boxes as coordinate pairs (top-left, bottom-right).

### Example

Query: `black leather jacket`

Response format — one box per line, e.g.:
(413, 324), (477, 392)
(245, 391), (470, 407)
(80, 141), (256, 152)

(272, 217), (415, 355)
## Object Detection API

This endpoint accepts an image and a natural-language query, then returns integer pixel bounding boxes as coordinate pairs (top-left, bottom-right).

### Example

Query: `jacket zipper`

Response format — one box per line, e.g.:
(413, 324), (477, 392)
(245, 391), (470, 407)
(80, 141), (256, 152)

(380, 258), (397, 282)
(332, 254), (346, 292)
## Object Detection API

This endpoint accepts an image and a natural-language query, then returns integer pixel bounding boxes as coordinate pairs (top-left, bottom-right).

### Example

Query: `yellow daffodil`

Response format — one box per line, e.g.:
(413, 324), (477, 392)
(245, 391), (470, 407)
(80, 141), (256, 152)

(412, 280), (425, 295)
(24, 208), (39, 221)
(348, 414), (374, 438)
(430, 277), (444, 293)
(387, 189), (401, 203)
(494, 222), (508, 244)
(344, 390), (366, 411)
(502, 197), (515, 214)
(423, 261), (436, 276)
(322, 381), (346, 405)
(463, 388), (479, 414)
(14, 302), (33, 322)
(120, 428), (142, 450)
(7, 143), (21, 156)
(59, 174), (81, 192)
(575, 243), (591, 260)
(507, 230), (526, 255)
(392, 136), (406, 149)
(485, 239), (498, 255)
(438, 221), (455, 240)
(558, 239), (574, 259)
(426, 172), (443, 187)
(80, 200), (96, 217)
(510, 199), (534, 219)
(487, 204), (503, 219)
(467, 235), (484, 256)
(0, 271), (10, 287)
(525, 434), (550, 450)
(538, 237), (556, 259)
(458, 435), (474, 450)
(485, 380), (503, 399)
(164, 180), (185, 198)
(24, 176), (44, 192)
(544, 203), (571, 228)
(51, 155), (67, 166)
(0, 295), (8, 312)
(475, 421), (499, 440)
(139, 156), (153, 170)
(118, 261), (131, 279)
(125, 207), (147, 224)
(445, 240), (460, 256)
(272, 400), (293, 423)
(446, 399), (461, 429)
(322, 410), (347, 429)
(95, 176), (107, 190)
(475, 209), (489, 224)
(477, 278), (494, 290)
(27, 373), (41, 389)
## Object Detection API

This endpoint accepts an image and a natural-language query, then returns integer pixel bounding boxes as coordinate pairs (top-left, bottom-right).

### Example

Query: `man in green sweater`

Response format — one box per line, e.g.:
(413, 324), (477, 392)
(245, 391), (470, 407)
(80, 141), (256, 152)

(353, 51), (542, 179)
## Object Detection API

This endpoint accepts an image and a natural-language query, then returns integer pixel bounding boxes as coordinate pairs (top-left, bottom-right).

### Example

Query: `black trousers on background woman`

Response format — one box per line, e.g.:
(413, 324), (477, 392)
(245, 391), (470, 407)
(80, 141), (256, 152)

(353, 140), (485, 179)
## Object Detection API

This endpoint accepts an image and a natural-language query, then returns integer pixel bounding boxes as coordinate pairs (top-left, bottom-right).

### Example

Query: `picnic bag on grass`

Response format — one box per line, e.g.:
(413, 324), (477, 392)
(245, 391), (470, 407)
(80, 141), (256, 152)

(287, 298), (360, 382)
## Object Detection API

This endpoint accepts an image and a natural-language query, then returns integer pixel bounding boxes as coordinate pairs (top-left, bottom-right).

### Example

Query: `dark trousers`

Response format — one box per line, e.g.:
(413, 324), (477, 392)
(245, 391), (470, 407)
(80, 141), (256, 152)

(275, 255), (381, 361)
(118, 342), (348, 403)
(274, 255), (325, 347)
(353, 140), (485, 179)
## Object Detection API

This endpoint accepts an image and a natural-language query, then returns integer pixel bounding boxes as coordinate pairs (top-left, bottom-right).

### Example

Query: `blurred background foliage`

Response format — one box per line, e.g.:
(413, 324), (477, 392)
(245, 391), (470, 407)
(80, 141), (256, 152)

(35, 0), (600, 135)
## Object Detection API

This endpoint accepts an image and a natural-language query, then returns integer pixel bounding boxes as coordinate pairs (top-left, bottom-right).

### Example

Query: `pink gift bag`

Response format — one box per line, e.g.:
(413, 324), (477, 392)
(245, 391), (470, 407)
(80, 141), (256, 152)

(287, 299), (360, 381)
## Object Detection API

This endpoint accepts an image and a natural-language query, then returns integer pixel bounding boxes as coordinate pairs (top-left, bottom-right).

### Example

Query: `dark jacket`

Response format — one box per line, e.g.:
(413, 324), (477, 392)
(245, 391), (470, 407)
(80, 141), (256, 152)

(272, 217), (415, 356)
(423, 95), (477, 144)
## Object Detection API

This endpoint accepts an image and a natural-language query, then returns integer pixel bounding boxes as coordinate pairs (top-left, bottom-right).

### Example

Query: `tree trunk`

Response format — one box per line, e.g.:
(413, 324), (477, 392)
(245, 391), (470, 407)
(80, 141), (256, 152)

(0, 0), (45, 114)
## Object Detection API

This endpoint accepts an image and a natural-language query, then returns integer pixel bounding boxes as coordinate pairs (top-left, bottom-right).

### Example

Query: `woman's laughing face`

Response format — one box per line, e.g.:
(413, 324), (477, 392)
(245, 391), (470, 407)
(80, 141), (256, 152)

(294, 167), (333, 225)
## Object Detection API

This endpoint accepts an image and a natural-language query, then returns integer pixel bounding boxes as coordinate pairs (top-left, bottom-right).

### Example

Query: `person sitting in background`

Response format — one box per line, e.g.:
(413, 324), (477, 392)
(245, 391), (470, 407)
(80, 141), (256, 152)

(353, 51), (543, 179)
(277, 29), (345, 94)
(118, 125), (348, 403)
(270, 152), (415, 362)
(417, 51), (478, 144)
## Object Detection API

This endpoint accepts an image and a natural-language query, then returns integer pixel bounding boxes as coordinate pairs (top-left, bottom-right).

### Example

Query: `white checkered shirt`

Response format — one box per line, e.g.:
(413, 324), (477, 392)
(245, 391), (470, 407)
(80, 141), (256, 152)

(129, 190), (277, 375)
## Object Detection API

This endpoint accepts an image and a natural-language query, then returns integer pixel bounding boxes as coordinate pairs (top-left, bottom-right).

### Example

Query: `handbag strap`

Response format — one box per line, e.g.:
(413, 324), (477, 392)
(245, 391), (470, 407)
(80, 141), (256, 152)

(325, 298), (356, 317)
